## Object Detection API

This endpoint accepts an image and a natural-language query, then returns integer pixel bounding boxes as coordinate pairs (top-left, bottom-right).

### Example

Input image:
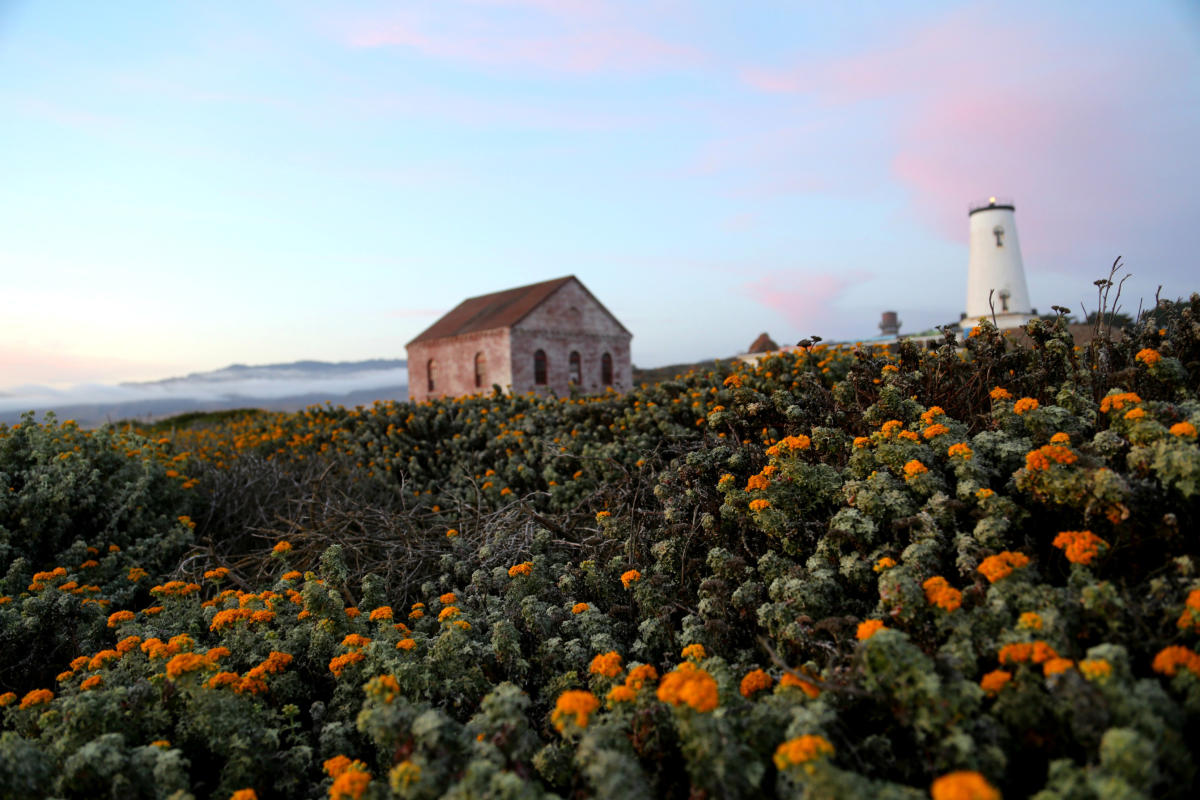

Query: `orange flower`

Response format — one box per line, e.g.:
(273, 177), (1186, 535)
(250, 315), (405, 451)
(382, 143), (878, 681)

(1049, 431), (1071, 444)
(589, 651), (624, 678)
(329, 765), (371, 800)
(903, 460), (928, 480)
(1170, 421), (1197, 439)
(748, 498), (771, 511)
(607, 684), (636, 704)
(19, 689), (53, 709)
(681, 643), (706, 660)
(507, 562), (533, 578)
(923, 424), (950, 440)
(1043, 658), (1074, 676)
(1099, 392), (1142, 413)
(369, 606), (393, 622)
(977, 551), (1030, 583)
(779, 670), (820, 698)
(624, 664), (658, 690)
(107, 610), (135, 628)
(1024, 444), (1077, 471)
(230, 790), (258, 800)
(551, 690), (600, 732)
(620, 569), (642, 588)
(396, 638), (416, 651)
(1152, 645), (1200, 677)
(1013, 397), (1039, 415)
(739, 669), (774, 698)
(947, 442), (973, 459)
(657, 662), (719, 711)
(272, 541), (291, 554)
(979, 670), (1011, 695)
(873, 557), (896, 572)
(989, 387), (1012, 400)
(1052, 530), (1108, 565)
(745, 473), (770, 491)
(773, 735), (834, 769)
(922, 576), (962, 612)
(930, 771), (1000, 800)
(80, 675), (103, 691)
(571, 602), (589, 614)
(437, 606), (461, 622)
(439, 592), (457, 605)
(1135, 348), (1161, 366)
(856, 619), (886, 640)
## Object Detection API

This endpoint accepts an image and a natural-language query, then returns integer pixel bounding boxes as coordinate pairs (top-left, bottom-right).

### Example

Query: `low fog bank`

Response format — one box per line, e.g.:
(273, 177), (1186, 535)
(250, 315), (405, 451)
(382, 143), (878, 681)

(0, 360), (409, 427)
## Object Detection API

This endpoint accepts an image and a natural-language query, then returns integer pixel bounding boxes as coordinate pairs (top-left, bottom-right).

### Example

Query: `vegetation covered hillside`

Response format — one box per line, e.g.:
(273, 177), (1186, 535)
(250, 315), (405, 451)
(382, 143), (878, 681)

(2, 295), (1200, 800)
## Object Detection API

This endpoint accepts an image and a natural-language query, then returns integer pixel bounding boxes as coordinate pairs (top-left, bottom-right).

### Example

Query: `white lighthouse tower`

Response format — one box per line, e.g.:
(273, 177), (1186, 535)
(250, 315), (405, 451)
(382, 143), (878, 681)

(962, 197), (1034, 331)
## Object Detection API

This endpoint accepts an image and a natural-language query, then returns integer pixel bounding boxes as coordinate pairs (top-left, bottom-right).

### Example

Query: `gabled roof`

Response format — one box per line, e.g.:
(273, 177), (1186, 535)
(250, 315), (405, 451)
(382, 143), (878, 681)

(407, 275), (629, 346)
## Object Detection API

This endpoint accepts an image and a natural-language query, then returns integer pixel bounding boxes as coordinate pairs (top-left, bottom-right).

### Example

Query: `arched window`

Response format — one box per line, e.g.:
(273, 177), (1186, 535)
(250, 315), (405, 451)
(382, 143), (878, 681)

(474, 352), (487, 389)
(569, 351), (582, 385)
(427, 359), (437, 392)
(601, 352), (613, 385)
(534, 349), (548, 385)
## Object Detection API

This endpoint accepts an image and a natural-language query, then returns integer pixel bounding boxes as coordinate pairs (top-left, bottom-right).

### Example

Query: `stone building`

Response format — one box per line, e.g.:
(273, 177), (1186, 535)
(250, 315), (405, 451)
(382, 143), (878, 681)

(405, 276), (632, 402)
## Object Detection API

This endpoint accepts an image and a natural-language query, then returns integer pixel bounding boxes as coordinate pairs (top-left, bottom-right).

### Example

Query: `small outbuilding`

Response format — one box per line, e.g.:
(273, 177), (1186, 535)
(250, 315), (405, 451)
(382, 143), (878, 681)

(405, 276), (632, 402)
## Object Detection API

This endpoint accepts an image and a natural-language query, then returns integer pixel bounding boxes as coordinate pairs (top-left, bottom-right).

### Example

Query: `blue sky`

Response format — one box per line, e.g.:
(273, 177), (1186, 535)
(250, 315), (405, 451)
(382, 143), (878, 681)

(2, 0), (1198, 388)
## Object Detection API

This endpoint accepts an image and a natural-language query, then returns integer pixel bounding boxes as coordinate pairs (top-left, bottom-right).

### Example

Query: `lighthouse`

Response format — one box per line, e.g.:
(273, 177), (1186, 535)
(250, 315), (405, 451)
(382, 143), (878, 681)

(962, 197), (1034, 330)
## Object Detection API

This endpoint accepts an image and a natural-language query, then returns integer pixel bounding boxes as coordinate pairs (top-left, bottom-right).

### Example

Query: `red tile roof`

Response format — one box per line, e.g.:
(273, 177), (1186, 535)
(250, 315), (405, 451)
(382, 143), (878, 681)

(406, 275), (582, 346)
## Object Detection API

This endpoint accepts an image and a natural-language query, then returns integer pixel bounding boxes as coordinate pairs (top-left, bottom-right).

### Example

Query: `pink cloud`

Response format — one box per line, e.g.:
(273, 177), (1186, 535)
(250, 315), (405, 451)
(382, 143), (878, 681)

(335, 2), (700, 75)
(738, 7), (1200, 281)
(742, 270), (871, 333)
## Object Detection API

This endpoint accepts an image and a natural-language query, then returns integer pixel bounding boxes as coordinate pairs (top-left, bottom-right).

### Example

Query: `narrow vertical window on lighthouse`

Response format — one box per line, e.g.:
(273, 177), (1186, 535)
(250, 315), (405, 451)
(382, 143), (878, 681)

(993, 226), (1005, 247)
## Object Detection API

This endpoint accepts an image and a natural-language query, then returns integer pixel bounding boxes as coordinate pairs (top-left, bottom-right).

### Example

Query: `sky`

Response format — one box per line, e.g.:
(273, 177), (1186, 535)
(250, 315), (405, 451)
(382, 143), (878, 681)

(2, 0), (1199, 391)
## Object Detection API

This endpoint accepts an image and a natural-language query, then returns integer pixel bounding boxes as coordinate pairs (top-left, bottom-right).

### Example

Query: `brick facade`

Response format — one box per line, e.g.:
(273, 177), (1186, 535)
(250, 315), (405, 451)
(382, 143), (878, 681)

(406, 277), (631, 402)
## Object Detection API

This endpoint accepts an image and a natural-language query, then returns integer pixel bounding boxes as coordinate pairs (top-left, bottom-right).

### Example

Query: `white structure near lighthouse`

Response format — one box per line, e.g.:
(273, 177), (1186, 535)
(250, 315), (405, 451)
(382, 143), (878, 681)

(962, 197), (1034, 330)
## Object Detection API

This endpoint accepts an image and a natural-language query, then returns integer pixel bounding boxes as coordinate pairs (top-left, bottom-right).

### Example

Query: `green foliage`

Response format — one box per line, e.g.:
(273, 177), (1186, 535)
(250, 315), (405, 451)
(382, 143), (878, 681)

(1, 292), (1200, 798)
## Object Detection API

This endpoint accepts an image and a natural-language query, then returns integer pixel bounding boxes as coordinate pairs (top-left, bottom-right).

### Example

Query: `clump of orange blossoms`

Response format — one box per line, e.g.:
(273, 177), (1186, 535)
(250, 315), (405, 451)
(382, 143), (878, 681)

(552, 690), (600, 732)
(924, 423), (950, 440)
(773, 735), (834, 770)
(998, 641), (1059, 665)
(1025, 444), (1077, 471)
(748, 499), (770, 511)
(1135, 348), (1162, 366)
(681, 643), (706, 660)
(856, 619), (886, 640)
(589, 651), (624, 678)
(740, 669), (773, 698)
(930, 770), (1000, 800)
(620, 569), (642, 588)
(903, 460), (928, 480)
(1043, 657), (1075, 676)
(272, 541), (291, 555)
(657, 662), (719, 712)
(571, 602), (589, 614)
(507, 562), (533, 578)
(873, 557), (896, 573)
(990, 387), (1012, 400)
(780, 670), (820, 698)
(1099, 392), (1142, 413)
(979, 669), (1011, 695)
(1152, 645), (1200, 678)
(1053, 530), (1108, 565)
(977, 551), (1030, 583)
(922, 576), (962, 612)
(1013, 397), (1039, 415)
(1177, 588), (1200, 631)
(19, 689), (53, 709)
(1171, 421), (1197, 439)
(624, 664), (658, 690)
(947, 442), (972, 459)
(369, 606), (392, 622)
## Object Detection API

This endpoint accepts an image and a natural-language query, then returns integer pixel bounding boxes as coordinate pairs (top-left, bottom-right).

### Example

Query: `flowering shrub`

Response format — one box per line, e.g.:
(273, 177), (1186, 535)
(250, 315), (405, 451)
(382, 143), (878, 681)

(1, 290), (1199, 797)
